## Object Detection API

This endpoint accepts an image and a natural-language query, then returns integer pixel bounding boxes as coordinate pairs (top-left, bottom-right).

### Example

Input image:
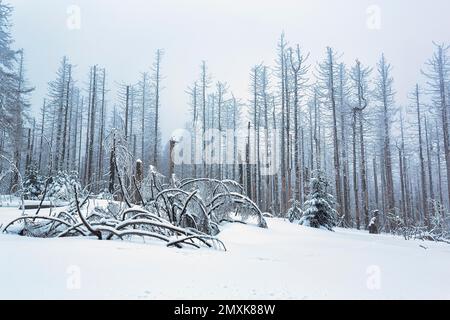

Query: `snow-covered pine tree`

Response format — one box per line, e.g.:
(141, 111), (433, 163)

(300, 170), (337, 231)
(47, 171), (80, 202)
(287, 199), (302, 223)
(23, 163), (44, 200)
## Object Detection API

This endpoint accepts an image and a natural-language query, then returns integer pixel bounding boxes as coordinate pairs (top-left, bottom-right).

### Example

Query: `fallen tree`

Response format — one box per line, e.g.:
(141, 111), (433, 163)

(2, 185), (227, 250)
(2, 135), (267, 250)
(2, 168), (267, 250)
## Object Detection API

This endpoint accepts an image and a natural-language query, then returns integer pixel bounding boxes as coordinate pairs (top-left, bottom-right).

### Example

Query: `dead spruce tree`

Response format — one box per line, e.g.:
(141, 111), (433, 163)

(317, 47), (343, 220)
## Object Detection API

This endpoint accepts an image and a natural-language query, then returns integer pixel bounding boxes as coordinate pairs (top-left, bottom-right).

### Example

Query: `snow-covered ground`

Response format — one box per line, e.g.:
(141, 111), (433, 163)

(1, 206), (450, 300)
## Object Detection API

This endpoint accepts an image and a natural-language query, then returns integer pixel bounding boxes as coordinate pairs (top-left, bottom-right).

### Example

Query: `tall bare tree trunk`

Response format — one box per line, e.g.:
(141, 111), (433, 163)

(352, 109), (360, 229)
(338, 64), (350, 225)
(98, 69), (106, 185)
(202, 62), (207, 177)
(425, 116), (435, 203)
(38, 100), (46, 171)
(83, 69), (93, 185)
(284, 54), (292, 207)
(314, 91), (321, 170)
(246, 122), (252, 197)
(380, 56), (395, 214)
(124, 85), (130, 140)
(262, 67), (271, 212)
(109, 133), (116, 194)
(327, 48), (343, 218)
(290, 46), (303, 203)
(436, 118), (444, 205)
(373, 157), (379, 210)
(397, 145), (407, 225)
(279, 34), (287, 215)
(399, 114), (408, 224)
(232, 95), (238, 182)
(153, 49), (163, 167)
(60, 64), (71, 170)
(436, 46), (450, 208)
(87, 65), (97, 188)
(141, 73), (147, 163)
(359, 113), (369, 228)
(415, 85), (429, 227)
(54, 57), (67, 173)
(192, 82), (198, 178)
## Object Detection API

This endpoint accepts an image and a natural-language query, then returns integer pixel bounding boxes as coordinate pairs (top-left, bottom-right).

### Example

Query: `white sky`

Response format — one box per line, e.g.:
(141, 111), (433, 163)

(8, 0), (450, 139)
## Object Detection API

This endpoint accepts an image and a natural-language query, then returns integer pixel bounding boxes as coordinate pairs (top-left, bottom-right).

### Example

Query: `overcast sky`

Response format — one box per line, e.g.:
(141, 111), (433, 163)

(8, 0), (450, 139)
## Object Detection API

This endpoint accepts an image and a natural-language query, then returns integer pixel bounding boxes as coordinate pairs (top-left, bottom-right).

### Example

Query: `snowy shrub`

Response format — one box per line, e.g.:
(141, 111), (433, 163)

(380, 200), (450, 244)
(426, 199), (450, 242)
(429, 200), (449, 233)
(385, 209), (405, 235)
(299, 170), (337, 231)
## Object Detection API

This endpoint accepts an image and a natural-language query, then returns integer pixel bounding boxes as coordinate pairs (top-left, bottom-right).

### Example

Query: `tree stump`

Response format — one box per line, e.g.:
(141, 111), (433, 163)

(134, 159), (143, 204)
(368, 210), (379, 234)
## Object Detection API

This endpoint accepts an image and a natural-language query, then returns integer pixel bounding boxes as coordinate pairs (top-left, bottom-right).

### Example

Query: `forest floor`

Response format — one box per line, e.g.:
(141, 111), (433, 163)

(0, 204), (450, 300)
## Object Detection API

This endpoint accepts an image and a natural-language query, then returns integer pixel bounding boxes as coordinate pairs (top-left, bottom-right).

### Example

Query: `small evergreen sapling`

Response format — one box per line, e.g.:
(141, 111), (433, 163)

(23, 164), (45, 200)
(299, 170), (337, 231)
(288, 199), (303, 223)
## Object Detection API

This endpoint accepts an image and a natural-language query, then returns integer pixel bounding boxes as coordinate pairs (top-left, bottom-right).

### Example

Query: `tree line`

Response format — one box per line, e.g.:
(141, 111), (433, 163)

(181, 33), (450, 233)
(1, 1), (449, 234)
